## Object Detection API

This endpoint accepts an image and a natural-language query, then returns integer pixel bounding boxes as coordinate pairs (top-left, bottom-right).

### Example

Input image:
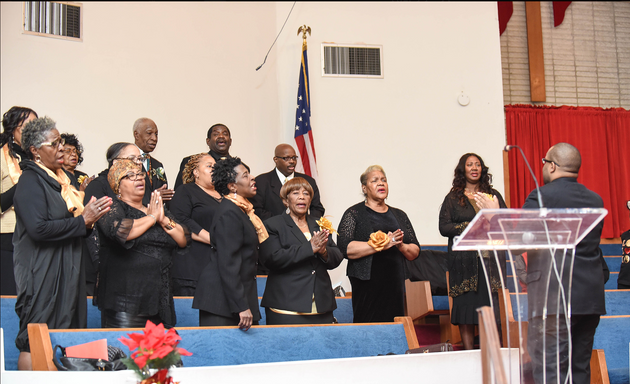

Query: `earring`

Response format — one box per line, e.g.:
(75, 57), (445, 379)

(286, 207), (290, 214)
(35, 155), (41, 163)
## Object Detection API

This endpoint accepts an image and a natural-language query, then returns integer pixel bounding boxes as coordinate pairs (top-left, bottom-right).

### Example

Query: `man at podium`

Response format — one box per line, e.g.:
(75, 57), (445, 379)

(522, 143), (605, 384)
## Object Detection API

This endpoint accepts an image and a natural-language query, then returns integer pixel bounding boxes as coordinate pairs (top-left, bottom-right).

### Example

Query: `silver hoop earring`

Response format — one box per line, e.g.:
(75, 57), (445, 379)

(286, 207), (290, 214)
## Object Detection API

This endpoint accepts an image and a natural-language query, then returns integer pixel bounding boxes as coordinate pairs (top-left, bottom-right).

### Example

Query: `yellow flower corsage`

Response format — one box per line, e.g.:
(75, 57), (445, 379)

(316, 216), (337, 234)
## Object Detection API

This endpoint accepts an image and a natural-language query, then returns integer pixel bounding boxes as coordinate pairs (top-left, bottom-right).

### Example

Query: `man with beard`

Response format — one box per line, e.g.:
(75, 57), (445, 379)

(133, 117), (173, 203)
(174, 123), (232, 190)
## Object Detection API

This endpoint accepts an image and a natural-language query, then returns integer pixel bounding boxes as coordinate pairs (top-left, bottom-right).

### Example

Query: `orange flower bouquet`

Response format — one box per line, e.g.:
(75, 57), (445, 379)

(119, 320), (192, 384)
(367, 230), (390, 252)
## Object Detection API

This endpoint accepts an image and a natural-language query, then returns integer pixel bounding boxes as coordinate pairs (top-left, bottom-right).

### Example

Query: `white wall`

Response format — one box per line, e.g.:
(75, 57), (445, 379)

(1, 2), (506, 289)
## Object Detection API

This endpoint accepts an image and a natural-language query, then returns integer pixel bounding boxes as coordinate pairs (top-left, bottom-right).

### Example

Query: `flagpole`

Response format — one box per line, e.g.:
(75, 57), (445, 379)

(294, 24), (318, 180)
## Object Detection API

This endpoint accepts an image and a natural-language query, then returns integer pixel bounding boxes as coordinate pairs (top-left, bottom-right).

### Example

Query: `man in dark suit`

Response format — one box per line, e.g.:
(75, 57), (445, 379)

(132, 117), (173, 204)
(523, 142), (605, 384)
(250, 144), (325, 221)
(173, 123), (232, 190)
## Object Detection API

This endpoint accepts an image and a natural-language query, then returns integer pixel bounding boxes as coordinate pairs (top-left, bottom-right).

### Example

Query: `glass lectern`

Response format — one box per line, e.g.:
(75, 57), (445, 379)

(452, 207), (607, 384)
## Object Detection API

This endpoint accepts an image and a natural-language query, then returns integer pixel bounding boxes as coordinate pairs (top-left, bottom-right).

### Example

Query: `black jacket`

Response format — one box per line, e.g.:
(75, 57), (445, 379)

(192, 198), (261, 321)
(523, 177), (606, 316)
(250, 169), (325, 221)
(259, 214), (343, 313)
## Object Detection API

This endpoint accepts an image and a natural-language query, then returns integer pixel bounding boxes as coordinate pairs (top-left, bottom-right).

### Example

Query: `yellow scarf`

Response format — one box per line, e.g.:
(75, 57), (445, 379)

(2, 144), (22, 185)
(224, 194), (269, 243)
(35, 161), (85, 217)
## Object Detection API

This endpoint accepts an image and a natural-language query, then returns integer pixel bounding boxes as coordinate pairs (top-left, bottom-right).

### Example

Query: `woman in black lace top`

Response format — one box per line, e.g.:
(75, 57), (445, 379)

(96, 160), (188, 328)
(337, 165), (420, 323)
(439, 153), (506, 350)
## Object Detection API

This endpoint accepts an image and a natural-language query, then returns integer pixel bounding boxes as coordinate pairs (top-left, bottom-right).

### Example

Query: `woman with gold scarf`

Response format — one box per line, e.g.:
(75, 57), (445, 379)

(1, 107), (37, 295)
(193, 157), (268, 330)
(12, 116), (112, 370)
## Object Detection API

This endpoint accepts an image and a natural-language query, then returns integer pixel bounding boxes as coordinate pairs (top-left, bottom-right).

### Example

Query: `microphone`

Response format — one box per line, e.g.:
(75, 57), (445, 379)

(504, 145), (544, 208)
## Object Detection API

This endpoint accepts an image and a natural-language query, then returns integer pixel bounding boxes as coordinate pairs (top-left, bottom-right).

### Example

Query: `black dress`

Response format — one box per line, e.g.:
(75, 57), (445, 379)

(13, 160), (88, 352)
(337, 202), (420, 323)
(438, 189), (506, 325)
(169, 182), (221, 296)
(95, 198), (187, 328)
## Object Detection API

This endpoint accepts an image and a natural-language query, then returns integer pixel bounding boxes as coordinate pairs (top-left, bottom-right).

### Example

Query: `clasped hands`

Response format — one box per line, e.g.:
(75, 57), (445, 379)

(146, 190), (171, 227)
(310, 229), (330, 255)
(473, 192), (500, 210)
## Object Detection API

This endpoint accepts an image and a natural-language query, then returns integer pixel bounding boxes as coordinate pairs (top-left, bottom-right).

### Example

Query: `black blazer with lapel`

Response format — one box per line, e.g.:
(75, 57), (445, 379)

(142, 155), (168, 202)
(192, 198), (261, 321)
(523, 177), (605, 317)
(259, 214), (343, 313)
(250, 169), (325, 221)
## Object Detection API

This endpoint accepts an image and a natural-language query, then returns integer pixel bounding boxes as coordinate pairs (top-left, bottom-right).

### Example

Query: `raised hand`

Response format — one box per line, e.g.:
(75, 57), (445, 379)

(82, 196), (113, 229)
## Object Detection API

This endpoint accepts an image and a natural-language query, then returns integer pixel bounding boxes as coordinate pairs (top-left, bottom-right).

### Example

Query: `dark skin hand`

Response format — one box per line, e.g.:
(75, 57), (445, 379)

(155, 184), (175, 201)
(82, 196), (113, 229)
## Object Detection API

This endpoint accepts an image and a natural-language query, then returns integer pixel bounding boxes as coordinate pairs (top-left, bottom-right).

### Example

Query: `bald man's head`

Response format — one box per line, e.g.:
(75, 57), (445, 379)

(549, 142), (581, 173)
(132, 118), (158, 153)
(273, 144), (298, 177)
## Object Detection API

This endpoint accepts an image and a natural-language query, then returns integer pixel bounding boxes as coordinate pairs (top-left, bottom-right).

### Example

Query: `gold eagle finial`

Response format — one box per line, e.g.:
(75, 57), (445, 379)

(297, 25), (311, 43)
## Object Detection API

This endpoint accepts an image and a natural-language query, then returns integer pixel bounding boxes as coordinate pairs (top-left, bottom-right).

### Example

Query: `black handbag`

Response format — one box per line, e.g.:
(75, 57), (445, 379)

(52, 344), (129, 371)
(405, 342), (454, 354)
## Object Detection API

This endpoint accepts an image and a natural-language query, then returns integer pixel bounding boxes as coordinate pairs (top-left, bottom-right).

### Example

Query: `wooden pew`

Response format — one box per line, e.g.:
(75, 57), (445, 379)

(28, 316), (419, 371)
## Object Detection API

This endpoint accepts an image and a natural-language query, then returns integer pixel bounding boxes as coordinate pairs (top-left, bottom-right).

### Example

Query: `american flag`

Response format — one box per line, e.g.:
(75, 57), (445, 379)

(294, 40), (318, 180)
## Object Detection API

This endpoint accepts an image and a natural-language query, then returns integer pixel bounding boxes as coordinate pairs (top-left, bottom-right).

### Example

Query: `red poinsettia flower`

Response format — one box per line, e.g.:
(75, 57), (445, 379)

(119, 320), (193, 373)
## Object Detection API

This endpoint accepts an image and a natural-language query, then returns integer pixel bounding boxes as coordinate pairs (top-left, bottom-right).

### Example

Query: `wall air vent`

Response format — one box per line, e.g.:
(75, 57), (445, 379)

(23, 1), (82, 41)
(322, 44), (383, 78)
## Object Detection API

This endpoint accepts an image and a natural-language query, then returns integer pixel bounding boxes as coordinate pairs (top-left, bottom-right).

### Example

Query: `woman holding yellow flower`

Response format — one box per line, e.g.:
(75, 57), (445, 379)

(438, 153), (506, 350)
(337, 165), (420, 323)
(259, 177), (343, 325)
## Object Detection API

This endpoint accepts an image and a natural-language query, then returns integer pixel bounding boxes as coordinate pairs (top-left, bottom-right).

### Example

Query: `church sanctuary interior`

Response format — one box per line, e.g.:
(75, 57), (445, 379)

(1, 2), (628, 383)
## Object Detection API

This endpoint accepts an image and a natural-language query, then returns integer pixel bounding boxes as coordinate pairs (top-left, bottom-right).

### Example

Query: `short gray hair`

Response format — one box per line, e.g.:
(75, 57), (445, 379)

(21, 116), (57, 159)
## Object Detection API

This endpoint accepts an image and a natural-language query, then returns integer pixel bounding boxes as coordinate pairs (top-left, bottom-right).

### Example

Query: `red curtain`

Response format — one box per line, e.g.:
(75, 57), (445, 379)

(505, 105), (630, 238)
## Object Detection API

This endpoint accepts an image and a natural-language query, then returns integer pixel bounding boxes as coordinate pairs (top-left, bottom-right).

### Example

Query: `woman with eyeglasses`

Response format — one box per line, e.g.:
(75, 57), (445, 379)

(83, 142), (149, 204)
(95, 159), (188, 328)
(169, 153), (222, 296)
(60, 133), (90, 191)
(12, 116), (112, 370)
(1, 106), (37, 296)
(193, 157), (267, 330)
(438, 153), (506, 350)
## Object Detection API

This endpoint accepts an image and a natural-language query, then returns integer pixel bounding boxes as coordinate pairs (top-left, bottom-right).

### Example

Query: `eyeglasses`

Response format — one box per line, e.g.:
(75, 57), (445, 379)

(117, 154), (149, 163)
(276, 156), (299, 162)
(40, 137), (65, 148)
(122, 172), (145, 181)
(542, 158), (560, 167)
(62, 148), (79, 155)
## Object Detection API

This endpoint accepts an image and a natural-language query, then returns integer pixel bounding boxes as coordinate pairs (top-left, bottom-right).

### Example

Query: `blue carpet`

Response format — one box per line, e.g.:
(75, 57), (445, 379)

(601, 244), (622, 256)
(605, 256), (622, 273)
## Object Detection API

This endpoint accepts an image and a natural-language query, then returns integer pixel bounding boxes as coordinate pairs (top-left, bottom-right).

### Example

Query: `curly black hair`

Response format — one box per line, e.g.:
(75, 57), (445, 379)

(451, 153), (493, 206)
(1, 106), (38, 158)
(212, 157), (244, 195)
(60, 133), (84, 165)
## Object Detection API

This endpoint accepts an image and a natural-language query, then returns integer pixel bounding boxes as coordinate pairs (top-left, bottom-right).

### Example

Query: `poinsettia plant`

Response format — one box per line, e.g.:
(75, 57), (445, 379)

(119, 320), (192, 383)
